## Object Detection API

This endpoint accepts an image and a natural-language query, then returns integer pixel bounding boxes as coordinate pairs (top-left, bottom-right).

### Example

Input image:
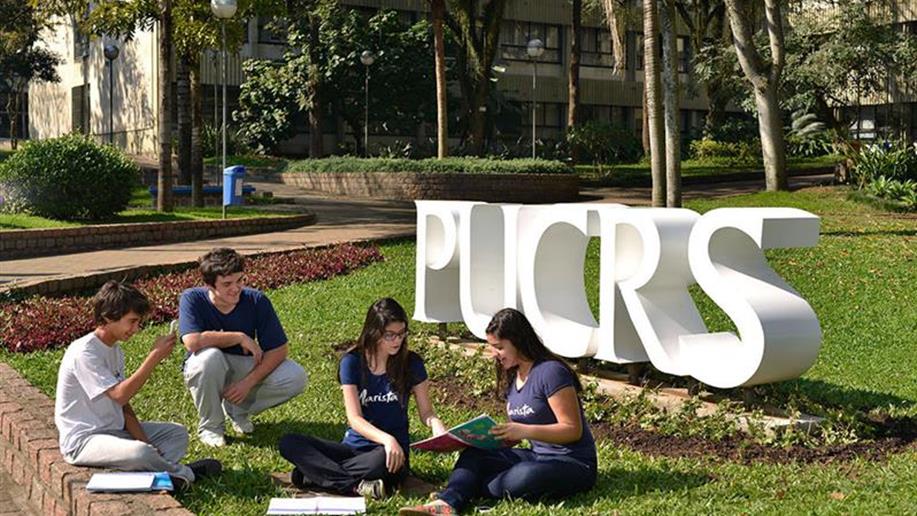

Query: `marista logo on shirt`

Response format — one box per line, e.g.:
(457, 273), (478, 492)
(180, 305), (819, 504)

(360, 389), (400, 405)
(507, 404), (535, 417)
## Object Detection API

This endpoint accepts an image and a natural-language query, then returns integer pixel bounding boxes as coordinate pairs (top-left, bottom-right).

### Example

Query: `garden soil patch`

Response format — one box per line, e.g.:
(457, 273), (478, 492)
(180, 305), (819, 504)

(429, 376), (916, 466)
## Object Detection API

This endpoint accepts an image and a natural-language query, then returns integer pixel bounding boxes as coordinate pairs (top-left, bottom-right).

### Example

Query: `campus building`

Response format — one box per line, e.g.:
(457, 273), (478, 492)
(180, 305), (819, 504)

(24, 0), (917, 156)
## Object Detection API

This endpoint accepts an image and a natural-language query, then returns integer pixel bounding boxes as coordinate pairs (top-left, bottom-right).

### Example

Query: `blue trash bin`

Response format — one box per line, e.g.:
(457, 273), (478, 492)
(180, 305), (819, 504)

(223, 166), (246, 206)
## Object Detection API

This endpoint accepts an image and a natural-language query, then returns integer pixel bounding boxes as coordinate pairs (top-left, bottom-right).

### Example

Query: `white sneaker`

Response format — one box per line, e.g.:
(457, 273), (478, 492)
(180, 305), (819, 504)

(199, 430), (226, 447)
(229, 416), (254, 434)
(355, 478), (385, 500)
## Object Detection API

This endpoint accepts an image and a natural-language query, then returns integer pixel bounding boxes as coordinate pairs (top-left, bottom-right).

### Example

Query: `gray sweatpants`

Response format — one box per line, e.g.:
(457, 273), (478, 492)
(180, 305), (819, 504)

(65, 422), (195, 482)
(182, 348), (308, 436)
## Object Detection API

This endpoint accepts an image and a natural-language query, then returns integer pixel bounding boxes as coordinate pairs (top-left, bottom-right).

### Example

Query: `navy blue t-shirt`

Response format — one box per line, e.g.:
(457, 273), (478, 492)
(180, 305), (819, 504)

(505, 360), (597, 465)
(178, 287), (287, 357)
(339, 351), (428, 454)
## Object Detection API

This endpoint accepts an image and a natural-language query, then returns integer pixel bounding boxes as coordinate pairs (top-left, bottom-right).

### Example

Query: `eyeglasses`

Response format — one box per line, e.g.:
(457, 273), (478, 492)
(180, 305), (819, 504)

(382, 330), (409, 342)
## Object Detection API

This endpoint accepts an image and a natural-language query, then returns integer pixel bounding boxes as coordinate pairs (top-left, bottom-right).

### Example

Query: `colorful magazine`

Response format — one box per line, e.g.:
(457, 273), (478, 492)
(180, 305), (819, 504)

(410, 414), (514, 453)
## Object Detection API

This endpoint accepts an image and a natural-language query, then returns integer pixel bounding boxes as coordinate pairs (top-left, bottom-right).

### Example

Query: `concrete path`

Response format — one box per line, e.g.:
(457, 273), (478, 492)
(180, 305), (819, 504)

(0, 469), (38, 515)
(0, 186), (415, 290)
(0, 174), (833, 291)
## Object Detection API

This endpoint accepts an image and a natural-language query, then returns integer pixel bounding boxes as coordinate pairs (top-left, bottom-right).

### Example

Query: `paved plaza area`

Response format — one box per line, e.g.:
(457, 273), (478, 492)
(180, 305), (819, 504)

(0, 174), (832, 291)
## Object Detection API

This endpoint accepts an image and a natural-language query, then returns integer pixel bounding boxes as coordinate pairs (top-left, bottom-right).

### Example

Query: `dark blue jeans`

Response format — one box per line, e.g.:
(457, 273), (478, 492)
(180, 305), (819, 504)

(437, 447), (596, 512)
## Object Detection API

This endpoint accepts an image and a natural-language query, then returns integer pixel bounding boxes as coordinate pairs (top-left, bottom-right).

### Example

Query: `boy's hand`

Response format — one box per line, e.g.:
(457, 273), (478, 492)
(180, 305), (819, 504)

(223, 378), (253, 405)
(239, 335), (263, 364)
(150, 333), (177, 362)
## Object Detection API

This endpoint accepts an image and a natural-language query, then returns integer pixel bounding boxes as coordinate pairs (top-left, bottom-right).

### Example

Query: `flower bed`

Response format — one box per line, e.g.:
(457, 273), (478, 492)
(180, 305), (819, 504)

(0, 243), (383, 352)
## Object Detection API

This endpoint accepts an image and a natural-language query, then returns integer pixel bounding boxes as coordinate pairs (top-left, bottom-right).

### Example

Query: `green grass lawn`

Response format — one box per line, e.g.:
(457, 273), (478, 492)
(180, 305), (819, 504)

(2, 186), (916, 514)
(0, 187), (291, 230)
(577, 155), (841, 186)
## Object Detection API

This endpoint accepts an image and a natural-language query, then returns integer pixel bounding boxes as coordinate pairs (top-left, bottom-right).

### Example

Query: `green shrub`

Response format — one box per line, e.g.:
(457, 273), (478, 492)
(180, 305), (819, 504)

(566, 121), (642, 166)
(0, 134), (139, 220)
(689, 138), (761, 166)
(850, 141), (917, 188)
(284, 156), (571, 175)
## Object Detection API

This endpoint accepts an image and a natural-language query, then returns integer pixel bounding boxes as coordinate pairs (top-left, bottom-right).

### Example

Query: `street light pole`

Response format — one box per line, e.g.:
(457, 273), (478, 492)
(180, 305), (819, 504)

(360, 50), (375, 157)
(211, 0), (237, 175)
(103, 43), (120, 145)
(526, 38), (545, 160)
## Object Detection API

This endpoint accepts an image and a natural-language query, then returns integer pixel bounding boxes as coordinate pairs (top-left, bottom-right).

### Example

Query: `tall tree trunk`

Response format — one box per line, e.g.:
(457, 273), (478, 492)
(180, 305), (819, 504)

(177, 55), (191, 185)
(724, 0), (788, 191)
(431, 0), (448, 158)
(601, 0), (627, 73)
(660, 0), (681, 207)
(307, 13), (323, 158)
(190, 56), (204, 207)
(568, 0), (582, 163)
(8, 93), (20, 150)
(157, 0), (174, 212)
(644, 0), (666, 207)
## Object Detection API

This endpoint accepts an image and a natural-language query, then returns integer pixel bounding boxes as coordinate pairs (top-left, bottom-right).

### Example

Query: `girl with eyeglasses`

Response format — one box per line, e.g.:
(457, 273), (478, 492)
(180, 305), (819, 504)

(279, 298), (447, 499)
(400, 308), (597, 515)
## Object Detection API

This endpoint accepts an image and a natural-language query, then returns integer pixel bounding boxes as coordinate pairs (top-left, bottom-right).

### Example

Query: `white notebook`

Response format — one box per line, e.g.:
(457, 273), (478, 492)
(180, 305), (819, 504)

(266, 496), (366, 515)
(86, 472), (174, 492)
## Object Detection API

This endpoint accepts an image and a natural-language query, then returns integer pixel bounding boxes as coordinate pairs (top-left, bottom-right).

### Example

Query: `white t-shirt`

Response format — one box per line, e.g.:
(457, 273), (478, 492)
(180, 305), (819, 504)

(54, 332), (126, 457)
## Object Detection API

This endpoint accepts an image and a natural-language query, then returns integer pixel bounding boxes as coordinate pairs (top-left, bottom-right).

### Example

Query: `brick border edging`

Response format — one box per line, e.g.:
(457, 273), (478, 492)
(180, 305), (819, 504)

(0, 213), (317, 261)
(279, 172), (580, 203)
(0, 363), (192, 516)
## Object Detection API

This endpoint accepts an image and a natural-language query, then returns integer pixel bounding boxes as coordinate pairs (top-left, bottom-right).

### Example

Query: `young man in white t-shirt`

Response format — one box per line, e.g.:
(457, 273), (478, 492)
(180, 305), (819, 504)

(54, 281), (221, 488)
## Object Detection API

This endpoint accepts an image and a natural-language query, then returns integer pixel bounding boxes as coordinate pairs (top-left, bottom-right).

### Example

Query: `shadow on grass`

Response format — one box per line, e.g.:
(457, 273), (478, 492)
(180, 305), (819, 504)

(822, 229), (917, 237)
(231, 420), (349, 450)
(771, 377), (917, 410)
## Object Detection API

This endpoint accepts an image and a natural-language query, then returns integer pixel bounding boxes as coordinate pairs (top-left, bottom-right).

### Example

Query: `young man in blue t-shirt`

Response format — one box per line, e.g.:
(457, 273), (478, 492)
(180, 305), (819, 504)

(179, 248), (308, 447)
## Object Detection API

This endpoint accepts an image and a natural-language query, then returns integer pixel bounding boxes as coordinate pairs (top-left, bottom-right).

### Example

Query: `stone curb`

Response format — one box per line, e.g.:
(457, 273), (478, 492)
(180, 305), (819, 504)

(278, 172), (580, 204)
(0, 363), (193, 516)
(0, 213), (316, 261)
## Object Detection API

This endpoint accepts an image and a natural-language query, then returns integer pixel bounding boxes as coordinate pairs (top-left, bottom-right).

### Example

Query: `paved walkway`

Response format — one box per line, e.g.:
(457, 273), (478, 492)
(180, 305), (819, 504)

(0, 469), (38, 515)
(0, 174), (833, 291)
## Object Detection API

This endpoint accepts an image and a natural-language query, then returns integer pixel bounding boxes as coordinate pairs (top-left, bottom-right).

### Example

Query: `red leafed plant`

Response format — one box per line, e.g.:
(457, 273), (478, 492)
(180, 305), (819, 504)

(0, 243), (383, 353)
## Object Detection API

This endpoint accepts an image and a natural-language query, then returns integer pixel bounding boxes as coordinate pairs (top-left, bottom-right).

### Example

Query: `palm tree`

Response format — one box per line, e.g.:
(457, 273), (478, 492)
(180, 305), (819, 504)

(157, 0), (174, 212)
(644, 0), (666, 207)
(430, 0), (448, 158)
(659, 0), (681, 207)
(568, 0), (582, 163)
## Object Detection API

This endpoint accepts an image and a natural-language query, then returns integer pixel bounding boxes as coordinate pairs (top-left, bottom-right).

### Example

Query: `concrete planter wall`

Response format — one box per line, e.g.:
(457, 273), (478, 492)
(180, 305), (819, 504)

(0, 214), (315, 260)
(278, 172), (580, 203)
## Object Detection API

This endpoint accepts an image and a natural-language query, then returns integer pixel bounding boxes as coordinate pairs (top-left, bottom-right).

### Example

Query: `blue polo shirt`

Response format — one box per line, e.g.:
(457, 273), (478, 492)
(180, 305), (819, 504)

(505, 360), (597, 465)
(339, 351), (428, 454)
(178, 287), (287, 357)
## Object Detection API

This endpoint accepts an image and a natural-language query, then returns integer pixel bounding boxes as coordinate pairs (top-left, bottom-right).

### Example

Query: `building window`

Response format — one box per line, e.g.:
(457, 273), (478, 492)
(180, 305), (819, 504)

(500, 21), (562, 63)
(520, 102), (565, 135)
(581, 27), (614, 68)
(71, 85), (90, 135)
(634, 34), (691, 73)
(677, 36), (691, 73)
(258, 17), (285, 45)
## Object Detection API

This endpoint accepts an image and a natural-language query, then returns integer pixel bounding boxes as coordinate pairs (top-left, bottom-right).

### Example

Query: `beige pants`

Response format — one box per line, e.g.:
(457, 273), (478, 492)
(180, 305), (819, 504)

(66, 421), (195, 482)
(183, 347), (308, 436)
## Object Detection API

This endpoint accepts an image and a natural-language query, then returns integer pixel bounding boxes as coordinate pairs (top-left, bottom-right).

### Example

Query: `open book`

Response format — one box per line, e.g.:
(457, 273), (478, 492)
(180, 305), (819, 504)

(86, 472), (174, 492)
(266, 496), (365, 515)
(411, 414), (514, 453)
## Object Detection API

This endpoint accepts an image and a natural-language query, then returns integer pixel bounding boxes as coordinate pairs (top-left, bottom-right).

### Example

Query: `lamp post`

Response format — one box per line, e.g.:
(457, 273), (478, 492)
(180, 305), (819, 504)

(211, 0), (237, 176)
(211, 48), (219, 178)
(360, 50), (375, 157)
(526, 38), (545, 159)
(103, 43), (119, 144)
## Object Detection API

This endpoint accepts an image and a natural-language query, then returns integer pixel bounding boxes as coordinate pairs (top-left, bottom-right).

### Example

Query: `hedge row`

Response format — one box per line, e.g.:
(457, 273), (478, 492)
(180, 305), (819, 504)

(0, 243), (383, 353)
(283, 156), (572, 175)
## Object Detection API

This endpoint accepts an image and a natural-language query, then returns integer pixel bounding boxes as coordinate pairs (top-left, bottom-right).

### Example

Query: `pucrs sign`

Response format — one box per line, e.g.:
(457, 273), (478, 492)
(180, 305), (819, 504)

(413, 201), (822, 389)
